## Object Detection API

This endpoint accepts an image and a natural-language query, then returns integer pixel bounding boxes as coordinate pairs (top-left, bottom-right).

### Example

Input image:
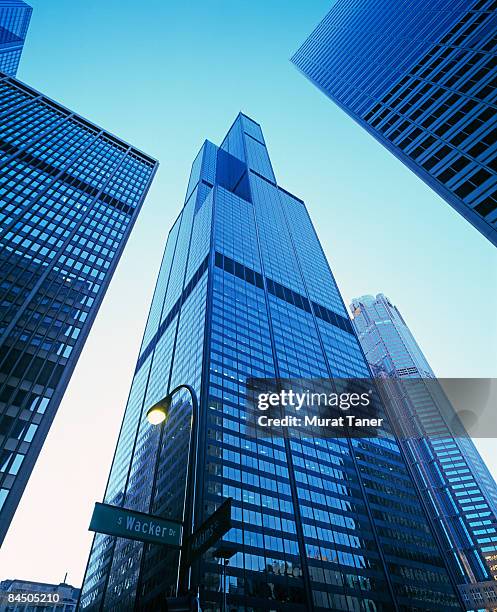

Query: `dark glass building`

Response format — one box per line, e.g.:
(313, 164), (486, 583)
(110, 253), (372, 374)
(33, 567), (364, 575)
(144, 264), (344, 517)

(292, 0), (497, 247)
(80, 114), (461, 611)
(0, 0), (32, 76)
(0, 73), (158, 544)
(351, 293), (497, 610)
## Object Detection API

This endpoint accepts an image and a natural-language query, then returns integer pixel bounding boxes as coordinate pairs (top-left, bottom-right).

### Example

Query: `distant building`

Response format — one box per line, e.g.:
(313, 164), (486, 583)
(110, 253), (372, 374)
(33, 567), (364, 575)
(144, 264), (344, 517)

(0, 578), (79, 611)
(0, 0), (32, 76)
(292, 0), (497, 247)
(352, 293), (497, 610)
(0, 73), (158, 545)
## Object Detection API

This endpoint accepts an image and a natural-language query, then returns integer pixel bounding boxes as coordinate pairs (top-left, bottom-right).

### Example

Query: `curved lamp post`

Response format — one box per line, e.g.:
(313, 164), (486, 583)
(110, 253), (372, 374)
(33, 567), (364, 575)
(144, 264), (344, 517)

(146, 383), (199, 594)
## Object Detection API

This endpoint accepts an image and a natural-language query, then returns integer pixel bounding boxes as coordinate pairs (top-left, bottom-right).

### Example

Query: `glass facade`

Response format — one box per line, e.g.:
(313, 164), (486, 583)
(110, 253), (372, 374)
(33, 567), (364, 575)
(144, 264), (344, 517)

(80, 114), (462, 611)
(0, 0), (32, 76)
(292, 0), (497, 247)
(352, 293), (497, 610)
(0, 73), (158, 544)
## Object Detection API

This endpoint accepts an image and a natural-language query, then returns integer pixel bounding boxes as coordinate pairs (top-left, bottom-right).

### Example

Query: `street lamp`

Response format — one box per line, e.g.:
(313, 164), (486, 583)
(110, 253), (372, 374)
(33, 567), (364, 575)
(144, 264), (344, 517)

(146, 401), (168, 425)
(146, 384), (200, 595)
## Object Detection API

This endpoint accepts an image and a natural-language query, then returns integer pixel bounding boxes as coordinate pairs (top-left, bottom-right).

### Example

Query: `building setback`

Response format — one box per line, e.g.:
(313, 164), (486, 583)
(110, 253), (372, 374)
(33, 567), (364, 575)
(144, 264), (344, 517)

(292, 0), (497, 247)
(80, 113), (460, 611)
(0, 73), (157, 544)
(0, 0), (32, 76)
(351, 293), (497, 610)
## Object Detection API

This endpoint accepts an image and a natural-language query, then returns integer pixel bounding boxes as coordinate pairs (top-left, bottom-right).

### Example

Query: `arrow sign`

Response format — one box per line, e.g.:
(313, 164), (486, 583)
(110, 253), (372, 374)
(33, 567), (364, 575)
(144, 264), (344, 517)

(89, 502), (182, 547)
(184, 497), (232, 565)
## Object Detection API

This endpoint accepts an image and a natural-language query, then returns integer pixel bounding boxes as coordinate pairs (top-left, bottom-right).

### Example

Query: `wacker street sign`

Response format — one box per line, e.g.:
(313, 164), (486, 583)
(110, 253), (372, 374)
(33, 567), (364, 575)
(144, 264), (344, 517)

(89, 502), (182, 547)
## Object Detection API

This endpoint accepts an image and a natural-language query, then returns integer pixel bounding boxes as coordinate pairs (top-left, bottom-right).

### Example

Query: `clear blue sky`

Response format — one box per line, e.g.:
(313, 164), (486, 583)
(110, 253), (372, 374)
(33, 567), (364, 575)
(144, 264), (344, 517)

(1, 0), (496, 587)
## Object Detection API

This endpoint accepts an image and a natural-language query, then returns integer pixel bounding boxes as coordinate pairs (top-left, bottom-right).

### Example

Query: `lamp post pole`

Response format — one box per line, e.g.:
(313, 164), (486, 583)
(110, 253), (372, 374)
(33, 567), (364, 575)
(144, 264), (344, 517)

(146, 383), (199, 596)
(213, 545), (236, 612)
(222, 559), (227, 612)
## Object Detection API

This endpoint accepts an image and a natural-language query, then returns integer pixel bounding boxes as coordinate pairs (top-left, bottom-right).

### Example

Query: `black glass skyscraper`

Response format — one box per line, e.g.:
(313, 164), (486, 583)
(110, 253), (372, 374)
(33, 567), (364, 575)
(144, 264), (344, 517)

(0, 73), (157, 545)
(0, 0), (31, 76)
(80, 114), (461, 611)
(352, 293), (497, 610)
(292, 0), (497, 247)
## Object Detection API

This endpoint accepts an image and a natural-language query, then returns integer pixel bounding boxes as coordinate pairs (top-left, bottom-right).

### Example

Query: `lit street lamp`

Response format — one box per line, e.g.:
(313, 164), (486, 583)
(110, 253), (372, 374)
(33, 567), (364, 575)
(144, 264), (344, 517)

(146, 384), (200, 595)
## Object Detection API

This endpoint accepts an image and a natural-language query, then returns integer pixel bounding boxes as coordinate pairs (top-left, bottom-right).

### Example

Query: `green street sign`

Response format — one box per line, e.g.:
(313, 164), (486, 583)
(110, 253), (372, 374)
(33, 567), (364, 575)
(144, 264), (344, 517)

(184, 497), (232, 565)
(89, 502), (182, 547)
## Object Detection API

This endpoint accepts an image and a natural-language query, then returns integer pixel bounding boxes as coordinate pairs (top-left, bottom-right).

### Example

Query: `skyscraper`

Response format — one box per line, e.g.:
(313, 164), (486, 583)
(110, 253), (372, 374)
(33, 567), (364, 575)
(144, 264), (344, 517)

(0, 73), (158, 545)
(0, 0), (32, 76)
(80, 114), (461, 611)
(351, 293), (497, 610)
(292, 0), (497, 247)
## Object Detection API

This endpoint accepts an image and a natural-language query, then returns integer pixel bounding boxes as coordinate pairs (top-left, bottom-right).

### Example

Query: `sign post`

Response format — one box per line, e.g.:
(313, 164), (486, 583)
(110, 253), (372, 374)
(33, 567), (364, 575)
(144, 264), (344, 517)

(214, 545), (238, 612)
(88, 497), (232, 606)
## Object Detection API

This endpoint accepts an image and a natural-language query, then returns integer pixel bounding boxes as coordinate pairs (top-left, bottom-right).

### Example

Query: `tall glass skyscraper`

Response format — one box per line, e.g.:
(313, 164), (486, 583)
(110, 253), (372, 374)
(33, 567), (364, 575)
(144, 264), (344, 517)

(351, 293), (497, 610)
(0, 73), (158, 544)
(292, 0), (497, 247)
(80, 114), (461, 611)
(0, 0), (32, 76)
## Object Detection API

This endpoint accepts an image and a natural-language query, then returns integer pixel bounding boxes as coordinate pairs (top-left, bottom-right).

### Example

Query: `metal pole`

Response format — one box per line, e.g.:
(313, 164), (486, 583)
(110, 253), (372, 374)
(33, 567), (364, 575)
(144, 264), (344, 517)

(222, 559), (227, 612)
(167, 384), (199, 596)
